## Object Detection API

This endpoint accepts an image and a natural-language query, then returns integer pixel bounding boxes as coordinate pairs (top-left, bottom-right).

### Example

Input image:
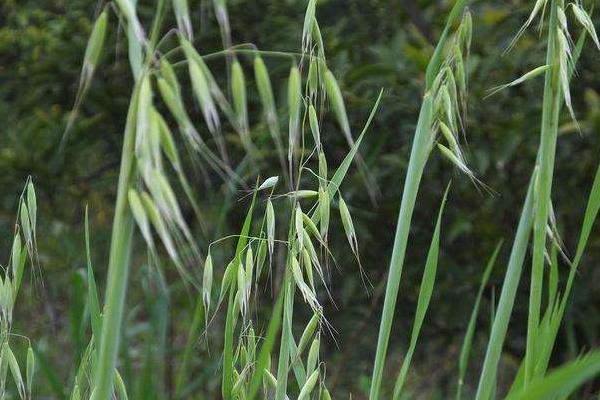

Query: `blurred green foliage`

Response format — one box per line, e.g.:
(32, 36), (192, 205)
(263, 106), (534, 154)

(1, 0), (600, 398)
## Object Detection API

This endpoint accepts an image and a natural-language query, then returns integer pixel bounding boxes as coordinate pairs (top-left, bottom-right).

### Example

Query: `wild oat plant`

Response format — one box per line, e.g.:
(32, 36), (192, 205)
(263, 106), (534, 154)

(13, 0), (600, 399)
(0, 181), (36, 399)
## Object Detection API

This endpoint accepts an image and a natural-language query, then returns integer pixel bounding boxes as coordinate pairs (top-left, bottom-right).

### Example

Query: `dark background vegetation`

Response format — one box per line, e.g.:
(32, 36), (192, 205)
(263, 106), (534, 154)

(2, 0), (600, 398)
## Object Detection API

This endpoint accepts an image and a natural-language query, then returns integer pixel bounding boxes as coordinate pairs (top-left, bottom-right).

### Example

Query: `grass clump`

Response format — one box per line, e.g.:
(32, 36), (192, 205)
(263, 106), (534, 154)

(18, 0), (600, 398)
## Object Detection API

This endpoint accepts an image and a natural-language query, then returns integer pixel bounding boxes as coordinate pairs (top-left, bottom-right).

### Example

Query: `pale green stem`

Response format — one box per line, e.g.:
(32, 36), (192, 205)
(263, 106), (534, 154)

(369, 95), (433, 399)
(526, 0), (562, 385)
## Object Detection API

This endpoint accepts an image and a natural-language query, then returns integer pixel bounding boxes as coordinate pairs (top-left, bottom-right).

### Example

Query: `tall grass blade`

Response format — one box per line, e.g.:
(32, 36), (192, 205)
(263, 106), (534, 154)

(392, 184), (450, 399)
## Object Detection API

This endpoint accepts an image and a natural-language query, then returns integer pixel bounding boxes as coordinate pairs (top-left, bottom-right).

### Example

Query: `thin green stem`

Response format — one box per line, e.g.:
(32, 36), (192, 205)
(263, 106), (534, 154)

(369, 95), (433, 399)
(525, 0), (562, 385)
(92, 85), (139, 400)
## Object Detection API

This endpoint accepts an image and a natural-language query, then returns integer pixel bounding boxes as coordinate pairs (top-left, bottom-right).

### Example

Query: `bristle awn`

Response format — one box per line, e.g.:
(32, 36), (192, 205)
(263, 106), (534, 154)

(456, 241), (503, 400)
(61, 8), (108, 150)
(173, 0), (193, 40)
(254, 56), (287, 178)
(392, 184), (450, 399)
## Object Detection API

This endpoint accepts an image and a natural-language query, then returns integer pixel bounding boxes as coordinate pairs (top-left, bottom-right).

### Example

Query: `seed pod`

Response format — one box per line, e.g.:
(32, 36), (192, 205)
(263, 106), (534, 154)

(220, 261), (235, 300)
(453, 46), (466, 96)
(459, 10), (472, 51)
(308, 57), (320, 97)
(256, 240), (268, 283)
(82, 9), (108, 80)
(156, 112), (180, 167)
(572, 4), (600, 49)
(302, 248), (315, 288)
(318, 188), (330, 238)
(298, 312), (320, 355)
(26, 182), (36, 234)
(237, 263), (247, 316)
(288, 66), (302, 162)
(437, 143), (473, 178)
(323, 69), (351, 141)
(306, 337), (320, 376)
(157, 77), (187, 123)
(173, 0), (193, 40)
(302, 213), (320, 240)
(160, 59), (181, 95)
(254, 56), (277, 122)
(188, 59), (220, 134)
(308, 104), (321, 146)
(258, 176), (279, 191)
(245, 247), (254, 290)
(115, 0), (145, 42)
(231, 59), (249, 140)
(11, 234), (21, 284)
(303, 230), (319, 263)
(439, 121), (462, 161)
(203, 252), (213, 313)
(266, 199), (275, 257)
(4, 343), (25, 399)
(128, 189), (154, 250)
(26, 346), (34, 398)
(298, 369), (320, 400)
(291, 256), (307, 292)
(320, 388), (332, 400)
(20, 203), (32, 246)
(338, 196), (357, 254)
(295, 205), (305, 249)
(318, 152), (327, 182)
(302, 0), (317, 52)
(114, 369), (129, 400)
(295, 190), (319, 198)
(313, 20), (326, 60)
